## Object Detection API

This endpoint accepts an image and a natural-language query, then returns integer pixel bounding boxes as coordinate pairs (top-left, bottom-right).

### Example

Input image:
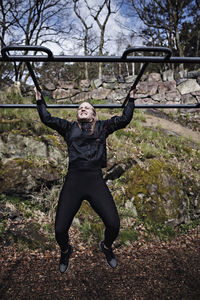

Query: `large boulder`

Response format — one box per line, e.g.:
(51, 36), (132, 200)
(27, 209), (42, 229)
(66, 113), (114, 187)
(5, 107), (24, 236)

(0, 158), (62, 194)
(125, 159), (200, 226)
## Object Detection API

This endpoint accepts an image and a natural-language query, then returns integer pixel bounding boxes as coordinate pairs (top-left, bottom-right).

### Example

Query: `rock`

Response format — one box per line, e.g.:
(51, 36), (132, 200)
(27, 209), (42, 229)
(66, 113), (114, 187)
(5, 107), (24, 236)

(90, 88), (111, 100)
(52, 88), (79, 100)
(0, 133), (65, 164)
(187, 70), (200, 79)
(137, 97), (153, 104)
(148, 73), (162, 82)
(0, 134), (47, 159)
(125, 200), (138, 217)
(152, 93), (165, 102)
(108, 90), (126, 102)
(58, 80), (75, 90)
(105, 163), (127, 180)
(177, 79), (200, 95)
(165, 91), (181, 102)
(181, 93), (197, 104)
(93, 79), (103, 88)
(125, 159), (200, 226)
(43, 82), (56, 91)
(137, 82), (158, 96)
(158, 81), (177, 93)
(0, 158), (61, 194)
(102, 82), (118, 89)
(80, 79), (90, 88)
(178, 69), (188, 79)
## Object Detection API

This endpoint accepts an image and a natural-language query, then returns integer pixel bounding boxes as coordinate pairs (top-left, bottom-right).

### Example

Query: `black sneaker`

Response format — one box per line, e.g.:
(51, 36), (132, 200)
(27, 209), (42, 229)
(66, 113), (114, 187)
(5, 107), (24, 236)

(59, 245), (73, 273)
(99, 241), (118, 269)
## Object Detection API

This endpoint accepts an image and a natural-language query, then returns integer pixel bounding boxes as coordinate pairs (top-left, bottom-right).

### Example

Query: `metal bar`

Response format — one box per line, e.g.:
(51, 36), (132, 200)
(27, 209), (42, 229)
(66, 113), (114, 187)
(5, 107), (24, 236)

(1, 45), (53, 60)
(121, 46), (172, 60)
(1, 54), (200, 63)
(1, 45), (200, 110)
(122, 62), (149, 107)
(1, 104), (199, 109)
(26, 62), (47, 107)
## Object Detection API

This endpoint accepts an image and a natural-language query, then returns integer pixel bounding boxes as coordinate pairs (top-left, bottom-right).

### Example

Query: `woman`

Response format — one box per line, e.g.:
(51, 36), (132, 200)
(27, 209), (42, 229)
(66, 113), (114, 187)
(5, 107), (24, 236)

(35, 88), (136, 273)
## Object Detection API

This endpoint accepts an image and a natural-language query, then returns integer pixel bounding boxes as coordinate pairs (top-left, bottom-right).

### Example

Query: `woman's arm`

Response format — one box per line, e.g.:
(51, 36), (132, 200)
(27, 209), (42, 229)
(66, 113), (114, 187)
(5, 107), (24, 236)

(35, 89), (71, 136)
(105, 89), (136, 135)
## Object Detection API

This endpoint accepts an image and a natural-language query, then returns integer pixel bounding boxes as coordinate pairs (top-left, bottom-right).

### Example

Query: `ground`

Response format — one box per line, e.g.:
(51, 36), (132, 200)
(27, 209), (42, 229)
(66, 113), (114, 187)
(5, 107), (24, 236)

(0, 229), (200, 300)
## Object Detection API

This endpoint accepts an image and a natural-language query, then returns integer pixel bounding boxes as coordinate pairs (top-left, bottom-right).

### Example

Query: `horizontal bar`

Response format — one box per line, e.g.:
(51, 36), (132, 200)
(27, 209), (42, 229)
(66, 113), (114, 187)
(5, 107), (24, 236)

(1, 55), (200, 63)
(1, 104), (199, 109)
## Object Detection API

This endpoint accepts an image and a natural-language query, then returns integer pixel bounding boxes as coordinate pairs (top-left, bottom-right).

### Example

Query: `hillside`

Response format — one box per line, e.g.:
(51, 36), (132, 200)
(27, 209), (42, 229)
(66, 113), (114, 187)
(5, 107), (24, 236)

(0, 104), (199, 246)
(0, 100), (200, 299)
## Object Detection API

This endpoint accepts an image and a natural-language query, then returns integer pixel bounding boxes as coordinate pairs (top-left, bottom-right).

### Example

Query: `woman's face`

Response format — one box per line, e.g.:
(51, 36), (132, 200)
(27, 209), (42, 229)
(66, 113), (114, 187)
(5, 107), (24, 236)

(77, 102), (96, 122)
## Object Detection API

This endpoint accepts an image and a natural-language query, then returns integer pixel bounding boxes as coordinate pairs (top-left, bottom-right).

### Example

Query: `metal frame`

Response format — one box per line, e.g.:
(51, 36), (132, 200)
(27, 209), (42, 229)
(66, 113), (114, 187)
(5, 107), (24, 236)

(0, 45), (200, 109)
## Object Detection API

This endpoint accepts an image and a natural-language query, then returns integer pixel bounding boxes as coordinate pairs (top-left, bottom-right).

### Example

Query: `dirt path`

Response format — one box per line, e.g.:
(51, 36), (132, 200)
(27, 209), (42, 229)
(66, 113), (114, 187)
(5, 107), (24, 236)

(144, 113), (200, 144)
(0, 230), (200, 300)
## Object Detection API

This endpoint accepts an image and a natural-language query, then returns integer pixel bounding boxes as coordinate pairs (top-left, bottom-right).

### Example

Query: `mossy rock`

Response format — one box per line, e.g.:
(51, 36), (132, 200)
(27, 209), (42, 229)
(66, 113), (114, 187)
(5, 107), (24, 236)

(125, 158), (192, 224)
(5, 222), (55, 250)
(0, 158), (61, 194)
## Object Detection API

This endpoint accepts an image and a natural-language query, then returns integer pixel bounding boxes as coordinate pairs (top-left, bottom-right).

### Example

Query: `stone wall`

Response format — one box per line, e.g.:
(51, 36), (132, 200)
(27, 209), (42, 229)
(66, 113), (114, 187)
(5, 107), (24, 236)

(42, 71), (200, 106)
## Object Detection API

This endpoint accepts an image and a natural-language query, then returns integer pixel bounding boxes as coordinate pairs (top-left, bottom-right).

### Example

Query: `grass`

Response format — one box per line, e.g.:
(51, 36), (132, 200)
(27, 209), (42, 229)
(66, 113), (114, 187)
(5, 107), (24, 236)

(120, 228), (139, 245)
(1, 95), (200, 248)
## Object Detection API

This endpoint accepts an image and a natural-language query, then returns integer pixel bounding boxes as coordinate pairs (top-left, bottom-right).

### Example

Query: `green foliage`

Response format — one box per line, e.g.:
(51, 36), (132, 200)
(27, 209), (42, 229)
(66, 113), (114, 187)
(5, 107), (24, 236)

(144, 221), (176, 241)
(120, 228), (139, 245)
(80, 221), (104, 245)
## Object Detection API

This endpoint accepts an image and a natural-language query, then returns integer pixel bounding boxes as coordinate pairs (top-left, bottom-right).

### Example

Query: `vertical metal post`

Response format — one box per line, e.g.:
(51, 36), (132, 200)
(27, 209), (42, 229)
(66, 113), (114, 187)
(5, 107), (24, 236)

(26, 62), (47, 107)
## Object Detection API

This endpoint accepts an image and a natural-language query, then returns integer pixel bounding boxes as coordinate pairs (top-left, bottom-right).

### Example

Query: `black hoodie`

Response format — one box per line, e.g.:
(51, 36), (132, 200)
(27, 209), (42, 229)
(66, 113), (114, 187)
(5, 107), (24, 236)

(37, 99), (135, 170)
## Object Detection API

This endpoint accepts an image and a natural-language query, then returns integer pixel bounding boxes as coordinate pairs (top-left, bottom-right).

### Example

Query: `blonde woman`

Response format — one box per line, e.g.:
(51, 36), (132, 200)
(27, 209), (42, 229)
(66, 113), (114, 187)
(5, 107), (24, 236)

(35, 89), (136, 273)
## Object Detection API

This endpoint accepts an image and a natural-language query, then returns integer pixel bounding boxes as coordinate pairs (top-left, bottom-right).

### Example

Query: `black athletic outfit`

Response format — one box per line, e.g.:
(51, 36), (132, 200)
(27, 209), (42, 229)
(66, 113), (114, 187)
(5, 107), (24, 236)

(37, 98), (135, 251)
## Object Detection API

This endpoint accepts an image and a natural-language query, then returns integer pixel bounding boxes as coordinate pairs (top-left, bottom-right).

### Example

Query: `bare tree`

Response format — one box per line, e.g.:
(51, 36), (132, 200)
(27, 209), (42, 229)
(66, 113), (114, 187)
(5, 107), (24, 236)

(73, 0), (93, 79)
(77, 0), (119, 79)
(0, 0), (72, 83)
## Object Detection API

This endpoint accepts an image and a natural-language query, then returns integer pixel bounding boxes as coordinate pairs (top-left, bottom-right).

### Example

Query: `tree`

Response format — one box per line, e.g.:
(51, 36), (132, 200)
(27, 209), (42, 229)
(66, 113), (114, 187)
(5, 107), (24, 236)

(0, 0), (72, 83)
(126, 1), (197, 53)
(86, 0), (118, 79)
(73, 0), (93, 79)
(72, 0), (119, 79)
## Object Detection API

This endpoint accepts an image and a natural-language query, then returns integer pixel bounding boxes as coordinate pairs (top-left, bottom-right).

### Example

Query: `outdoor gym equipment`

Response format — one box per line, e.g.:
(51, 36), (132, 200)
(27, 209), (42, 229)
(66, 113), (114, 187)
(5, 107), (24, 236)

(0, 45), (200, 109)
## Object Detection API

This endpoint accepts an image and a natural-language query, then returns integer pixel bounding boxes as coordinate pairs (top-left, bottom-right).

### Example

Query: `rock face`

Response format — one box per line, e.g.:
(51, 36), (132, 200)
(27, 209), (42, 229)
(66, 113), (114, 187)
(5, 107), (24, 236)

(125, 159), (200, 226)
(0, 158), (61, 194)
(0, 133), (67, 195)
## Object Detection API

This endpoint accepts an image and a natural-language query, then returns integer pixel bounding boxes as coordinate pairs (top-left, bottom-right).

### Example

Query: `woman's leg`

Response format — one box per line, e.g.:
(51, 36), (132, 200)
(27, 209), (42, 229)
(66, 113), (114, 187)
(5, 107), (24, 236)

(55, 174), (83, 252)
(87, 176), (120, 248)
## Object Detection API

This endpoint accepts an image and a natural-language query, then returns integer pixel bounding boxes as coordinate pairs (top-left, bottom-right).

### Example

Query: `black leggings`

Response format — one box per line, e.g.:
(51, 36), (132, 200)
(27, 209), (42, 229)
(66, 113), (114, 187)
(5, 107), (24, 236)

(55, 169), (120, 251)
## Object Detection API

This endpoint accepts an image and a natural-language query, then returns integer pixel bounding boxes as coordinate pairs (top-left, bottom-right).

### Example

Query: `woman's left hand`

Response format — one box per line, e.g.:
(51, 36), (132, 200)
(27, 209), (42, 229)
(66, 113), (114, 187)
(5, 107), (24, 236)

(130, 89), (137, 98)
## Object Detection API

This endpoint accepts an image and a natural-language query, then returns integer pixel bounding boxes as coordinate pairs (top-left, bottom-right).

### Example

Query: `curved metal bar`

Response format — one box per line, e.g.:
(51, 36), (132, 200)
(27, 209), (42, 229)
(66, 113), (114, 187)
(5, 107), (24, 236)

(1, 45), (53, 60)
(121, 46), (172, 60)
(0, 104), (199, 109)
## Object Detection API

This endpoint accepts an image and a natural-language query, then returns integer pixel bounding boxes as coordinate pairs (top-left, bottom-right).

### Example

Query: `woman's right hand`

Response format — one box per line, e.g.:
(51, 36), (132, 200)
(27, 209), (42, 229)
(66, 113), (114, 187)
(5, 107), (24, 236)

(34, 87), (41, 101)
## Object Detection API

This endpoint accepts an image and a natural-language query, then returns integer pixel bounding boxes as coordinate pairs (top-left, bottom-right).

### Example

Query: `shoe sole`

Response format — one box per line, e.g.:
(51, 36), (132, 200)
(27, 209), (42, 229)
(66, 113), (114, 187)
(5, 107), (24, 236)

(59, 246), (73, 273)
(99, 242), (117, 269)
(59, 261), (70, 273)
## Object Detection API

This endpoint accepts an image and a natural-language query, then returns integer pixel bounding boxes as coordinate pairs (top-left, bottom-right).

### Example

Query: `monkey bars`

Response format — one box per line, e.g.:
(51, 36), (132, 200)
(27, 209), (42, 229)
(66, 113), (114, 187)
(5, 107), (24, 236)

(0, 45), (200, 109)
